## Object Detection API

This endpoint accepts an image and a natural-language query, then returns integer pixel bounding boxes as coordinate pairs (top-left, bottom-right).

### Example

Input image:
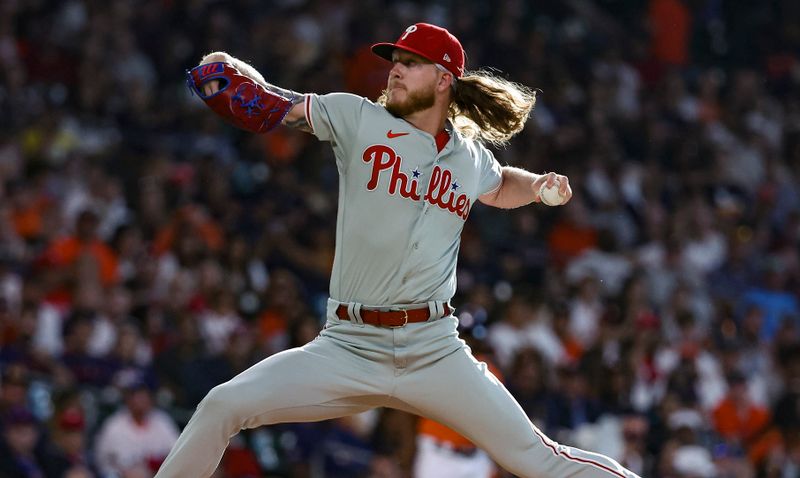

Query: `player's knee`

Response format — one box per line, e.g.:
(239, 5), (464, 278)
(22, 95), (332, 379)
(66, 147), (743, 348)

(493, 438), (556, 477)
(200, 383), (237, 416)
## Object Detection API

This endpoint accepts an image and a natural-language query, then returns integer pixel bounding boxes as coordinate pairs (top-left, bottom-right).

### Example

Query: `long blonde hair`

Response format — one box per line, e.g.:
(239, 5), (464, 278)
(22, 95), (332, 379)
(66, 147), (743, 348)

(378, 69), (537, 146)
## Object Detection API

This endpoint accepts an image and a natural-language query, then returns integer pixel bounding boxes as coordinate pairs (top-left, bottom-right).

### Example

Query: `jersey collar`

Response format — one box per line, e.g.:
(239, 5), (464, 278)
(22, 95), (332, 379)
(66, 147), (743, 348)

(435, 129), (450, 153)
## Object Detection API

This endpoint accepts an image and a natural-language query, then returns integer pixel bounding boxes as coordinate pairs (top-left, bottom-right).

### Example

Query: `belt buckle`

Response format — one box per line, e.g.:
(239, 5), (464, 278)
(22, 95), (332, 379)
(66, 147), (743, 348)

(388, 308), (409, 328)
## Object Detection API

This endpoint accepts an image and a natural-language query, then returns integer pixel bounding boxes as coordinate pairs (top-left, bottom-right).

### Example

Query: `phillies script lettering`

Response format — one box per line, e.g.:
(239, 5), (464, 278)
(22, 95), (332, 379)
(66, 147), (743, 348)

(362, 145), (470, 220)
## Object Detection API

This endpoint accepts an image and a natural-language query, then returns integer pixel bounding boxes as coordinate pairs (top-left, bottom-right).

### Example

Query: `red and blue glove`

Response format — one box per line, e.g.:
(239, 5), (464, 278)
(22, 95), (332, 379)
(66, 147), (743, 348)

(186, 62), (293, 134)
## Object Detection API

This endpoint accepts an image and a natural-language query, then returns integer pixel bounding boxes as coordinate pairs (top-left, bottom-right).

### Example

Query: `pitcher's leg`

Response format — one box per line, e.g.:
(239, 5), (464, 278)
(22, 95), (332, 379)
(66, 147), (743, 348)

(156, 335), (389, 478)
(395, 347), (640, 478)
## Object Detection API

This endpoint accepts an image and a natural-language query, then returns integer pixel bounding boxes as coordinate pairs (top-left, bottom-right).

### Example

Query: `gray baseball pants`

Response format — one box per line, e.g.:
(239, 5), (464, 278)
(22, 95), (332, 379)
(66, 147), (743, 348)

(155, 306), (639, 478)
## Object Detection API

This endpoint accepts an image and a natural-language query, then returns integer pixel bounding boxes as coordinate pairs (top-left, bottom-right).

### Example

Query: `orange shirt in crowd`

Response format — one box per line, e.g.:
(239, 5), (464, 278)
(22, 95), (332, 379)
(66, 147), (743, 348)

(561, 336), (584, 365)
(345, 44), (393, 100)
(12, 196), (49, 240)
(648, 0), (691, 66)
(152, 207), (224, 256)
(547, 222), (598, 267)
(46, 236), (119, 286)
(712, 396), (782, 464)
(258, 309), (288, 347)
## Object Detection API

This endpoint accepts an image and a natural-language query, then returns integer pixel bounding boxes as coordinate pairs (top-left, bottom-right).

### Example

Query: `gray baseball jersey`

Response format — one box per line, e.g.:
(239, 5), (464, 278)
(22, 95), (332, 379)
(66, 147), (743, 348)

(305, 92), (502, 306)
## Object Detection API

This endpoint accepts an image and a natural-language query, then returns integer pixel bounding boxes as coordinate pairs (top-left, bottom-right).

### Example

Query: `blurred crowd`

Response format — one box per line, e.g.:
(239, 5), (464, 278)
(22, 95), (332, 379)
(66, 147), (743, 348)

(1, 0), (800, 477)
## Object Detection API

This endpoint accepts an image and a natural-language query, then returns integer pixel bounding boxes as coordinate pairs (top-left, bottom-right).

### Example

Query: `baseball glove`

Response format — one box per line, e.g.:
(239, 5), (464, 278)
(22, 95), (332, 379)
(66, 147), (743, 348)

(186, 62), (293, 134)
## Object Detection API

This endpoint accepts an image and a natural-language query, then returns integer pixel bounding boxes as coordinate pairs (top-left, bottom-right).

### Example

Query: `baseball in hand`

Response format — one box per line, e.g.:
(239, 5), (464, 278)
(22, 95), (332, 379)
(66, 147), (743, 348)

(538, 181), (566, 206)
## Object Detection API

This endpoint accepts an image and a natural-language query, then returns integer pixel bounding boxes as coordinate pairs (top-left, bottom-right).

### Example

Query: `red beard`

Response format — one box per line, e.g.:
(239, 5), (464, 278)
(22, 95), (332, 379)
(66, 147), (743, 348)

(385, 84), (436, 117)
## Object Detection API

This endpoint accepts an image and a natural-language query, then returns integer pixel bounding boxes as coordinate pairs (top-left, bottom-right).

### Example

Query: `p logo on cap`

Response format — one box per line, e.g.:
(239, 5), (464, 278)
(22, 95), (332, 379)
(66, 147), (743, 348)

(371, 23), (465, 78)
(401, 25), (418, 41)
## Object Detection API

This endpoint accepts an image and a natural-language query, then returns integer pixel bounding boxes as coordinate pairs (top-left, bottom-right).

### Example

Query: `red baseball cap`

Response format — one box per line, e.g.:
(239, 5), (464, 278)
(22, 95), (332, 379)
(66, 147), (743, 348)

(372, 23), (465, 78)
(58, 408), (86, 431)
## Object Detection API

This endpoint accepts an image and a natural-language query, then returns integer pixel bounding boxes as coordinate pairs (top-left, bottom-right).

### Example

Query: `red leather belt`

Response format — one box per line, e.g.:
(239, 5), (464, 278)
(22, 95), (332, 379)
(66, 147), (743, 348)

(335, 304), (451, 327)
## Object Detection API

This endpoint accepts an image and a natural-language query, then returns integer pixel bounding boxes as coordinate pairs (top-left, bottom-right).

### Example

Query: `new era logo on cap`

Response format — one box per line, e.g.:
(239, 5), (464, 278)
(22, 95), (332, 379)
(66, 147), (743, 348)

(371, 23), (465, 78)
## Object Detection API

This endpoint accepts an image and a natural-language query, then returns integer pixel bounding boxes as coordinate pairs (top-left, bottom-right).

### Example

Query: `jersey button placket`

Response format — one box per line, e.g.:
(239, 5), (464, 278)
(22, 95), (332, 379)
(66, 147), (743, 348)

(421, 199), (431, 216)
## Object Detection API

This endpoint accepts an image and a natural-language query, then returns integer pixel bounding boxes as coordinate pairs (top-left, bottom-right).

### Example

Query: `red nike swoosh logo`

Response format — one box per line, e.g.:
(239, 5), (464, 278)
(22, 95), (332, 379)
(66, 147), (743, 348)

(387, 130), (410, 138)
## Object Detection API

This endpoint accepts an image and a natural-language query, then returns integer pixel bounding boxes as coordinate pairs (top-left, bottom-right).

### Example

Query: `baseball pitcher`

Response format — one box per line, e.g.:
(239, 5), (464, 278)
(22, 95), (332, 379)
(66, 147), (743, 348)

(161, 23), (640, 478)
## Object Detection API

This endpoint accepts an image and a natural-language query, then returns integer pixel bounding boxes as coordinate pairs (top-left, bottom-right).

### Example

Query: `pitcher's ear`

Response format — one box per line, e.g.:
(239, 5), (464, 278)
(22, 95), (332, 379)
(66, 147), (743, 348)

(438, 72), (454, 92)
